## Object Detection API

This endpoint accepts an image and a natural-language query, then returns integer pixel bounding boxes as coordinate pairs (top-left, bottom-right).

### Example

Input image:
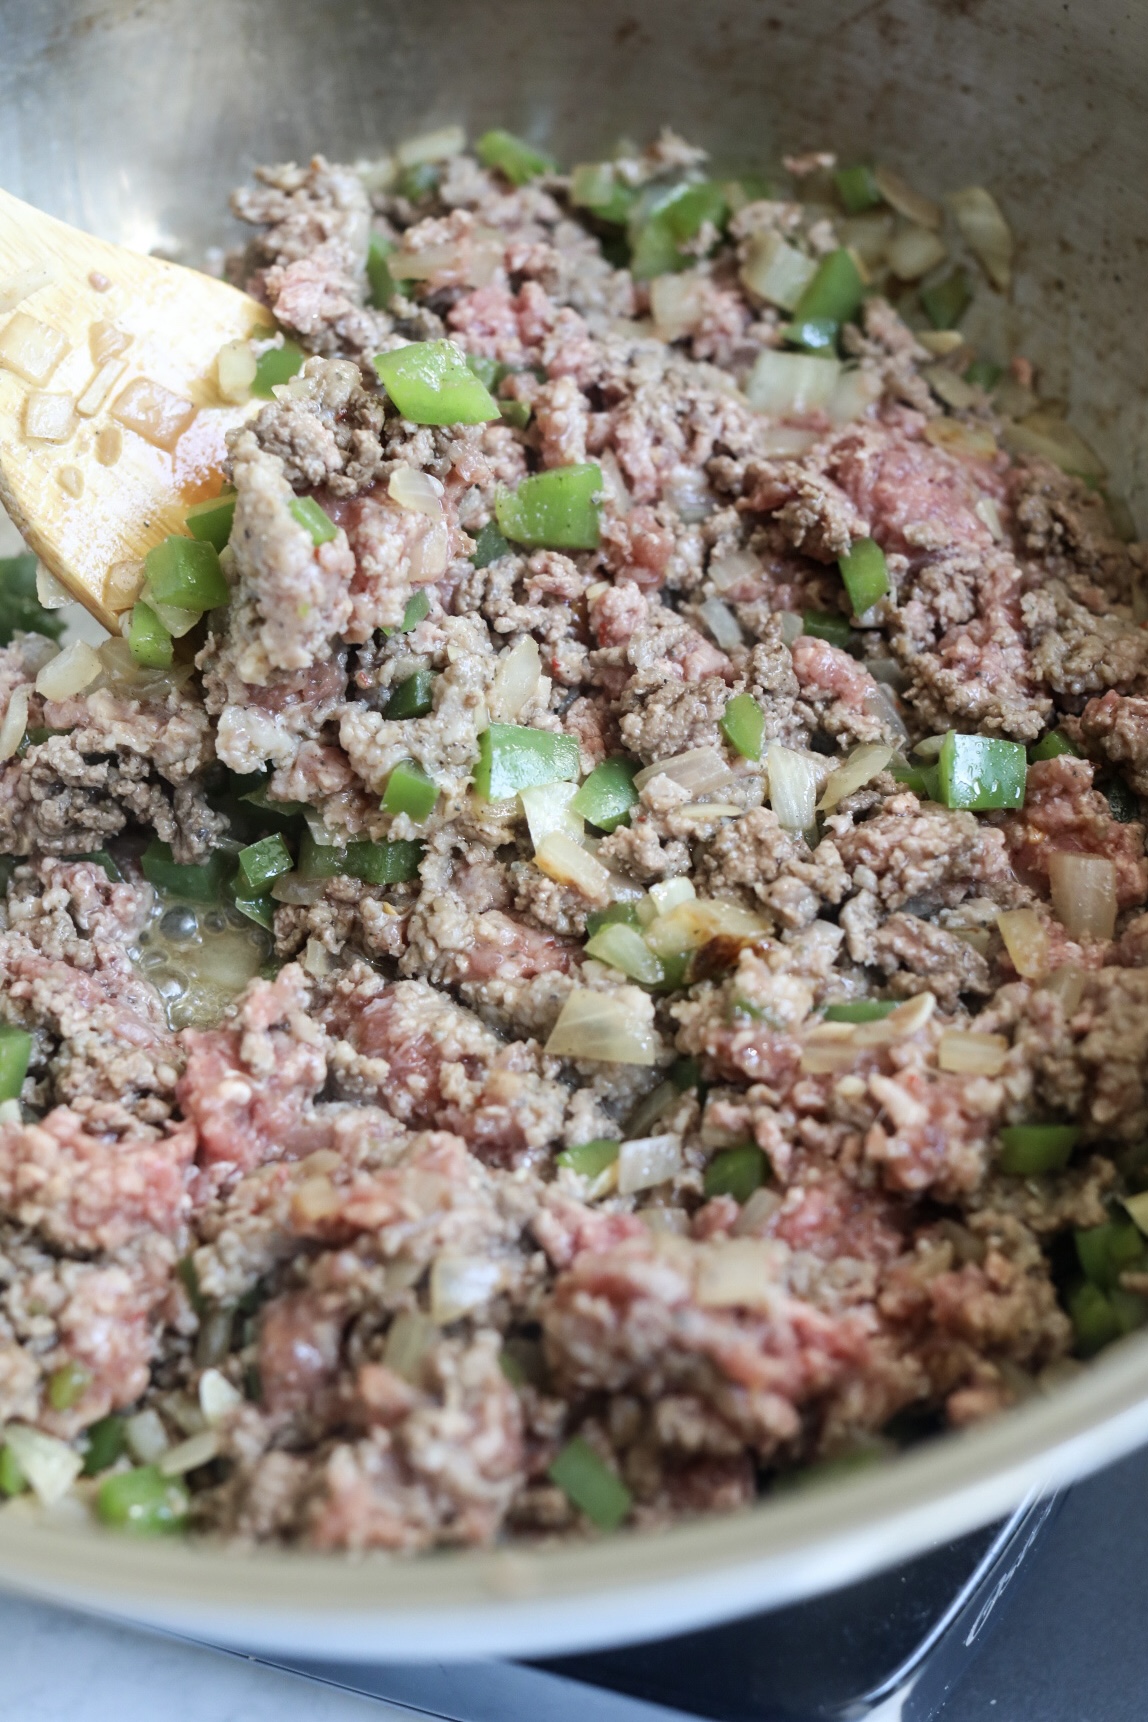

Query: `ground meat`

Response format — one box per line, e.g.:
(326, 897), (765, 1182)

(1000, 755), (1148, 909)
(1079, 691), (1148, 795)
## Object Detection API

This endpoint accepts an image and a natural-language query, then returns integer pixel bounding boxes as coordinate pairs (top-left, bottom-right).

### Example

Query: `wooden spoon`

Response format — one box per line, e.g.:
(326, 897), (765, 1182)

(0, 187), (267, 631)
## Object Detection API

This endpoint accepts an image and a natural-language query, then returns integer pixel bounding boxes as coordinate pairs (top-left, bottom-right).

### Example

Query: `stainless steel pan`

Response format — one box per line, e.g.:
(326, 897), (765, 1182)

(0, 0), (1146, 1660)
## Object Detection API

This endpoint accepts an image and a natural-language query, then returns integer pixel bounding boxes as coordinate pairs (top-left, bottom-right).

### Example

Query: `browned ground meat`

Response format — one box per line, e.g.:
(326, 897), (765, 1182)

(0, 128), (1145, 1556)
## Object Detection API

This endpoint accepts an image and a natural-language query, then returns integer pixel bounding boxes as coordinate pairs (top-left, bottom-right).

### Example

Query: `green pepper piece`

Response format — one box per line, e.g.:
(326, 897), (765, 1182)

(584, 901), (642, 938)
(1111, 1287), (1148, 1335)
(1029, 729), (1080, 763)
(965, 358), (1003, 392)
(548, 1435), (632, 1531)
(0, 552), (66, 647)
(381, 588), (433, 638)
(890, 758), (942, 801)
(47, 1359), (91, 1411)
(570, 162), (636, 226)
(1075, 1221), (1146, 1290)
(500, 399), (532, 430)
(1102, 777), (1139, 823)
(495, 463), (602, 551)
(0, 1445), (26, 1497)
(938, 731), (1027, 812)
(185, 490), (236, 553)
(703, 1144), (767, 1204)
(287, 496), (338, 547)
(792, 248), (864, 329)
(96, 1465), (189, 1535)
(251, 339), (305, 397)
(381, 759), (439, 821)
(476, 129), (556, 185)
(384, 669), (435, 720)
(998, 1123), (1080, 1175)
(297, 829), (423, 887)
(720, 692), (766, 762)
(82, 1414), (127, 1477)
(1068, 1280), (1121, 1358)
(470, 520), (512, 569)
(671, 1056), (702, 1092)
(783, 317), (840, 353)
(823, 999), (897, 1024)
(838, 537), (890, 614)
(628, 180), (729, 280)
(237, 833), (294, 893)
(834, 164), (883, 213)
(465, 353), (503, 391)
(398, 161), (440, 202)
(145, 537), (229, 610)
(128, 600), (174, 669)
(920, 268), (972, 331)
(570, 758), (639, 833)
(802, 609), (854, 650)
(0, 1025), (31, 1104)
(231, 888), (275, 931)
(555, 1138), (620, 1178)
(473, 722), (580, 800)
(69, 850), (122, 882)
(366, 233), (397, 309)
(651, 949), (692, 994)
(140, 839), (231, 904)
(373, 340), (501, 426)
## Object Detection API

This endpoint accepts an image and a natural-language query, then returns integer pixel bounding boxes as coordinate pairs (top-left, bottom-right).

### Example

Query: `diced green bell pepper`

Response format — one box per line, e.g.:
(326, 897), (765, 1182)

(141, 839), (231, 904)
(495, 463), (602, 551)
(838, 537), (890, 614)
(373, 340), (501, 426)
(1075, 1221), (1147, 1290)
(585, 901), (642, 938)
(1102, 776), (1139, 823)
(890, 757), (941, 801)
(82, 1414), (127, 1477)
(1029, 729), (1079, 762)
(556, 1138), (620, 1178)
(398, 161), (439, 202)
(0, 1446), (26, 1497)
(473, 723), (580, 800)
(571, 758), (639, 832)
(802, 609), (854, 650)
(96, 1465), (189, 1534)
(145, 537), (229, 610)
(251, 339), (304, 397)
(920, 268), (972, 332)
(720, 692), (765, 762)
(384, 669), (435, 719)
(570, 162), (636, 226)
(127, 601), (173, 669)
(297, 828), (423, 886)
(548, 1435), (632, 1531)
(476, 129), (556, 185)
(47, 1359), (91, 1411)
(671, 1056), (702, 1091)
(0, 552), (65, 647)
(965, 358), (1003, 392)
(0, 1025), (32, 1104)
(382, 759), (439, 821)
(783, 317), (840, 354)
(366, 233), (397, 309)
(628, 180), (729, 280)
(237, 833), (294, 893)
(185, 490), (236, 552)
(1068, 1280), (1122, 1358)
(938, 731), (1027, 812)
(69, 850), (122, 882)
(470, 520), (512, 569)
(231, 888), (275, 930)
(500, 398), (532, 429)
(823, 999), (896, 1023)
(288, 496), (338, 547)
(382, 588), (432, 638)
(998, 1123), (1080, 1175)
(835, 164), (883, 213)
(791, 248), (865, 333)
(703, 1144), (767, 1204)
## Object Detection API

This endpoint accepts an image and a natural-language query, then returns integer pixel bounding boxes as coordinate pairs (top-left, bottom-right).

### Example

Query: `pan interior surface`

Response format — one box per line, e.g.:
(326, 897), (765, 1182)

(0, 0), (1146, 1655)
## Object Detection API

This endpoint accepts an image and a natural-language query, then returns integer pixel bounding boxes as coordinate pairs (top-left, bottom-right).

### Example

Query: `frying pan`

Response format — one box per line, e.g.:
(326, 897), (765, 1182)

(0, 0), (1146, 1661)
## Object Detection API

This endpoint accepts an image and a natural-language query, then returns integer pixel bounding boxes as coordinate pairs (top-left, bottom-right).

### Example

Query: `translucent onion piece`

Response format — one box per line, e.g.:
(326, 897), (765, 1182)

(125, 1408), (169, 1463)
(829, 366), (882, 425)
(950, 186), (1014, 291)
(975, 497), (1006, 541)
(778, 610), (804, 645)
(111, 377), (196, 451)
(995, 907), (1050, 980)
(923, 365), (979, 411)
(695, 1239), (784, 1310)
(35, 563), (70, 608)
(535, 830), (611, 903)
(489, 635), (542, 722)
(617, 1133), (681, 1195)
(2, 1424), (82, 1506)
(146, 595), (201, 638)
(745, 350), (840, 417)
(1048, 852), (1117, 941)
(757, 426), (819, 457)
(23, 390), (76, 442)
(396, 125), (466, 166)
(698, 597), (742, 651)
(838, 212), (894, 269)
(709, 547), (762, 592)
(1126, 1191), (1148, 1236)
(918, 329), (966, 357)
(644, 896), (768, 957)
(215, 340), (256, 404)
(645, 877), (696, 918)
(158, 1429), (220, 1477)
(0, 312), (69, 384)
(739, 231), (817, 311)
(1040, 964), (1086, 1015)
(937, 1030), (1009, 1077)
(520, 778), (583, 849)
(384, 1310), (439, 1384)
(0, 265), (56, 315)
(767, 745), (821, 835)
(650, 271), (706, 342)
(863, 681), (909, 745)
(0, 685), (29, 761)
(818, 743), (893, 811)
(35, 640), (101, 701)
(430, 1254), (502, 1322)
(389, 464), (446, 517)
(586, 920), (664, 985)
(1001, 414), (1106, 484)
(198, 1367), (243, 1426)
(800, 1021), (862, 1075)
(597, 448), (632, 515)
(89, 320), (132, 363)
(887, 224), (947, 281)
(545, 987), (661, 1064)
(874, 165), (941, 230)
(634, 747), (734, 797)
(408, 517), (450, 580)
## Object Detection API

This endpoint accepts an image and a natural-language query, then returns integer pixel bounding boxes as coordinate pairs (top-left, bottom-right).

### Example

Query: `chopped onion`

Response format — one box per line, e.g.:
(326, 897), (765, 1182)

(430, 1254), (502, 1323)
(35, 640), (101, 701)
(874, 166), (941, 230)
(739, 231), (817, 310)
(698, 597), (742, 651)
(215, 340), (256, 404)
(838, 212), (894, 268)
(829, 366), (882, 425)
(634, 747), (734, 797)
(389, 465), (445, 518)
(74, 355), (127, 418)
(662, 468), (711, 522)
(913, 733), (947, 761)
(520, 778), (583, 849)
(1001, 414), (1106, 484)
(198, 1367), (243, 1426)
(159, 1429), (219, 1477)
(709, 547), (762, 593)
(800, 1021), (862, 1075)
(818, 744), (893, 811)
(923, 365), (979, 411)
(23, 391), (76, 442)
(489, 635), (542, 722)
(757, 426), (819, 457)
(408, 517), (450, 581)
(949, 186), (1013, 291)
(778, 611), (804, 645)
(887, 224), (947, 281)
(397, 125), (466, 166)
(2, 1425), (82, 1506)
(1040, 965), (1086, 1015)
(35, 563), (70, 609)
(617, 1133), (681, 1195)
(852, 990), (935, 1045)
(384, 1310), (438, 1384)
(646, 877), (696, 917)
(937, 1030), (1009, 1077)
(650, 271), (706, 342)
(535, 830), (612, 903)
(147, 597), (201, 639)
(918, 329), (966, 357)
(0, 265), (56, 315)
(975, 497), (1006, 541)
(865, 657), (909, 692)
(272, 873), (326, 905)
(0, 312), (69, 385)
(545, 986), (661, 1064)
(863, 681), (909, 745)
(767, 745), (820, 836)
(1048, 852), (1117, 940)
(745, 350), (840, 417)
(644, 896), (768, 957)
(125, 1408), (169, 1463)
(89, 320), (132, 363)
(0, 685), (29, 761)
(597, 448), (632, 515)
(112, 377), (196, 451)
(586, 920), (664, 986)
(695, 1239), (783, 1310)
